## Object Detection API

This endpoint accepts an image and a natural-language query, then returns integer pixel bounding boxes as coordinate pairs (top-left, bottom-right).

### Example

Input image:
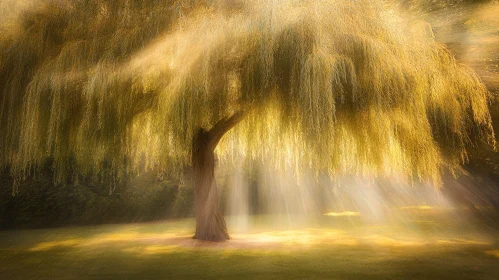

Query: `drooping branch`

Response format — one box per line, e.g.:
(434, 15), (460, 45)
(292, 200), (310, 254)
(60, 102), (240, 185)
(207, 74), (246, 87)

(207, 109), (247, 150)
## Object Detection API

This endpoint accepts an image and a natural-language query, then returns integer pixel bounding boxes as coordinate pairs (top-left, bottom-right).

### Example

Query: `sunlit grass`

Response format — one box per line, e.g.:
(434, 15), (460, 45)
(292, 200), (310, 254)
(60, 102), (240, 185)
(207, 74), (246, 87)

(29, 238), (84, 252)
(485, 249), (499, 258)
(400, 205), (434, 210)
(324, 211), (361, 217)
(1, 215), (499, 279)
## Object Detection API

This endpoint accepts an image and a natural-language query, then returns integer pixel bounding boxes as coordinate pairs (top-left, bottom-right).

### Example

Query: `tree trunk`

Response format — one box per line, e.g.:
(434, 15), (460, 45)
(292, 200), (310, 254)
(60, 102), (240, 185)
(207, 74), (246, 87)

(192, 111), (246, 242)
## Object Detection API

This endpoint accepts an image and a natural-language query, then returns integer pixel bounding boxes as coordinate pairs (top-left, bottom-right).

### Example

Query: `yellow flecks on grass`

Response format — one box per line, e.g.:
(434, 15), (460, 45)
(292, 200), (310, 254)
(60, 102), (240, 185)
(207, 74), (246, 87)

(400, 205), (433, 210)
(29, 238), (84, 252)
(236, 229), (361, 247)
(89, 233), (140, 244)
(28, 231), (191, 252)
(365, 235), (424, 247)
(334, 239), (360, 246)
(25, 226), (494, 255)
(122, 245), (180, 255)
(324, 211), (360, 217)
(399, 205), (451, 215)
(436, 239), (490, 246)
(234, 229), (350, 246)
(485, 250), (499, 258)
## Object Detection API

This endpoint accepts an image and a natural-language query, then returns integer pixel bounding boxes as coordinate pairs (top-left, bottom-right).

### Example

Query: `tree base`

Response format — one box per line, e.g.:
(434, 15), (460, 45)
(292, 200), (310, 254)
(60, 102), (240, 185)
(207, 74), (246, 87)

(192, 234), (230, 242)
(193, 211), (230, 242)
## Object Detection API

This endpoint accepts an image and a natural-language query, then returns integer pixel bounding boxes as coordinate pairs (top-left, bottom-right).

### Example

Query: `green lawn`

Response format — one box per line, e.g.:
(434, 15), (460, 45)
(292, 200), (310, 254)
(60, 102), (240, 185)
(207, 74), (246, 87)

(1, 214), (499, 279)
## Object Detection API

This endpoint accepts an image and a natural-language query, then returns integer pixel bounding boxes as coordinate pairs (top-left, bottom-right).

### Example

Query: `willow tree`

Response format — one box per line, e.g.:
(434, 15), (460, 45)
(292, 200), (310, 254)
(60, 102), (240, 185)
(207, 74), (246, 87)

(0, 0), (495, 241)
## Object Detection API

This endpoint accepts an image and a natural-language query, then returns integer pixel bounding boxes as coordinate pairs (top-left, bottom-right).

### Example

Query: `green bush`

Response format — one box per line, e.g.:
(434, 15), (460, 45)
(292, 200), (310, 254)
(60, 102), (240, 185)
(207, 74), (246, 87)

(0, 172), (194, 229)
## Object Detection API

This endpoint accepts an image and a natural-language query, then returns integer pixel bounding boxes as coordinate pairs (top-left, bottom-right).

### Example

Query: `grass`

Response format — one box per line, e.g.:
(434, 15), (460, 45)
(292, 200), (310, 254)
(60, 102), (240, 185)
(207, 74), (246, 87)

(1, 213), (499, 279)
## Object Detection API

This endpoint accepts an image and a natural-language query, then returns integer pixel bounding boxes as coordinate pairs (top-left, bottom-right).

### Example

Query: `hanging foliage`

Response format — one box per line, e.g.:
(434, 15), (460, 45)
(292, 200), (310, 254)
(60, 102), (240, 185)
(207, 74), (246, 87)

(0, 0), (494, 192)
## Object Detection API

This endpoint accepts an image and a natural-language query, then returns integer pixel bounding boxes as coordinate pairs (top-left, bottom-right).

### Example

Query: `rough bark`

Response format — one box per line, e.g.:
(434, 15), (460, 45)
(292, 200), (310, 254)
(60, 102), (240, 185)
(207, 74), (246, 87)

(192, 111), (245, 242)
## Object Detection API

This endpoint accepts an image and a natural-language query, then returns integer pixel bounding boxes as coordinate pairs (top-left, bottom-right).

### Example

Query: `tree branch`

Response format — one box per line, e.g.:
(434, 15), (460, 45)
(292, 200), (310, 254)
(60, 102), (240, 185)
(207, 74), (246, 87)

(208, 109), (247, 149)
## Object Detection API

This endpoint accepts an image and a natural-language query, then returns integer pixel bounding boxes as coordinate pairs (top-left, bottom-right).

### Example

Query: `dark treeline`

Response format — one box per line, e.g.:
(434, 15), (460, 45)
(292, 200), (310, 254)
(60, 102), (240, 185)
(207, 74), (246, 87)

(0, 168), (194, 229)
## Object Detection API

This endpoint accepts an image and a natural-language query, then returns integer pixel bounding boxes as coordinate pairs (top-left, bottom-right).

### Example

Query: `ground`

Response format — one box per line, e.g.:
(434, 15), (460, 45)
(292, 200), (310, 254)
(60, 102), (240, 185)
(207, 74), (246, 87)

(1, 211), (499, 279)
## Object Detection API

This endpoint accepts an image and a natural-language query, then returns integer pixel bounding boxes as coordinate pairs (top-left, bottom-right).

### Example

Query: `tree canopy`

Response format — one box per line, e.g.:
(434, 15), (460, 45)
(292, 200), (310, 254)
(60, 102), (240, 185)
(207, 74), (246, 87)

(0, 0), (495, 193)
